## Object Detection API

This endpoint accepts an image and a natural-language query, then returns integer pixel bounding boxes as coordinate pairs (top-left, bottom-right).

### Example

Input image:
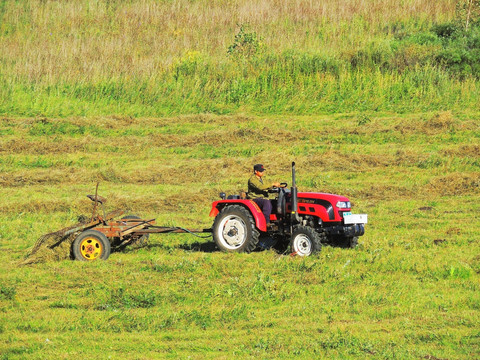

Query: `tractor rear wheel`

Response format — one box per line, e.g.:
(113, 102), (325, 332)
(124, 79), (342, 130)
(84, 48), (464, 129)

(72, 229), (111, 261)
(290, 226), (323, 256)
(213, 205), (259, 253)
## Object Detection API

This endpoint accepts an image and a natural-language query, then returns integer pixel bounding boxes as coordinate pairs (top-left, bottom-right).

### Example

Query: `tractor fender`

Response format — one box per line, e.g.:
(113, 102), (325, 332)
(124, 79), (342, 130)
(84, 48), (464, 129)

(210, 200), (267, 232)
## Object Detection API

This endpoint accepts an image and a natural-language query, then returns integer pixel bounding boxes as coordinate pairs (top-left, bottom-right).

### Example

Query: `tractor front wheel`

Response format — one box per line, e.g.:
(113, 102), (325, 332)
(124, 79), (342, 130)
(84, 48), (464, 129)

(72, 229), (111, 261)
(328, 235), (359, 249)
(339, 236), (358, 248)
(290, 226), (323, 256)
(213, 205), (259, 253)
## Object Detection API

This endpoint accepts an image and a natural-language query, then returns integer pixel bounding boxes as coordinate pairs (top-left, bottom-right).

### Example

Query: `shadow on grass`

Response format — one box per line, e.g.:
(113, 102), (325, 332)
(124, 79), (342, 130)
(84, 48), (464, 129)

(135, 238), (287, 254)
(178, 236), (290, 254)
(120, 235), (358, 256)
(119, 241), (219, 253)
(178, 241), (218, 253)
(118, 240), (218, 254)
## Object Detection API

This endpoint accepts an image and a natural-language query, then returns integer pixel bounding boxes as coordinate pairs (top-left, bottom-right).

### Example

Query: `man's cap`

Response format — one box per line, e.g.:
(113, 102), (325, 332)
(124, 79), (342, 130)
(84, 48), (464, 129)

(254, 164), (266, 172)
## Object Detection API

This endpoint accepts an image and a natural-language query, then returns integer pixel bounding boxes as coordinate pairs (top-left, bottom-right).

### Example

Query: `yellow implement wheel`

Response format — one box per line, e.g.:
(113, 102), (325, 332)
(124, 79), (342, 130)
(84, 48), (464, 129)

(80, 237), (103, 260)
(72, 230), (111, 261)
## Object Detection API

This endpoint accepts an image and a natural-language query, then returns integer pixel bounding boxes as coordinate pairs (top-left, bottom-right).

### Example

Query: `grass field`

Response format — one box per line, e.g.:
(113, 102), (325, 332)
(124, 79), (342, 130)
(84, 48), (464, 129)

(1, 112), (479, 359)
(1, 0), (480, 358)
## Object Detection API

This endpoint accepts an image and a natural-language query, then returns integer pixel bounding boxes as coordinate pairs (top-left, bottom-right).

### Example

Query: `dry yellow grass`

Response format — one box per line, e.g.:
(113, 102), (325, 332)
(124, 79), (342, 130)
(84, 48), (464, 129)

(1, 0), (455, 83)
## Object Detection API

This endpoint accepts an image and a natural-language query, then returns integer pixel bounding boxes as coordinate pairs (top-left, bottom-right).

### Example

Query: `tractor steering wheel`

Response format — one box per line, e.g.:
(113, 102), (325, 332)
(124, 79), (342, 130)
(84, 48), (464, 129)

(269, 183), (288, 193)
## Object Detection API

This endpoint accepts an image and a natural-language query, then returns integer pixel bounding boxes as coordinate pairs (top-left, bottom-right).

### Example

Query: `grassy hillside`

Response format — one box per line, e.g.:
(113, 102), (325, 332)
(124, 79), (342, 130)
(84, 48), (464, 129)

(1, 0), (480, 116)
(1, 112), (479, 358)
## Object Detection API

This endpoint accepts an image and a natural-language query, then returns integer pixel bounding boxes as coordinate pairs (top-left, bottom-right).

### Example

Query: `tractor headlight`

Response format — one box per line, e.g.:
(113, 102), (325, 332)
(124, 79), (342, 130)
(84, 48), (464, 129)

(336, 201), (351, 209)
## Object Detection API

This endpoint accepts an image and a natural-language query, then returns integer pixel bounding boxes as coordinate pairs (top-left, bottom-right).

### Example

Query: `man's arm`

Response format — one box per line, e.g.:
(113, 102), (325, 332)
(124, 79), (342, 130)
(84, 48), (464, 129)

(248, 176), (280, 191)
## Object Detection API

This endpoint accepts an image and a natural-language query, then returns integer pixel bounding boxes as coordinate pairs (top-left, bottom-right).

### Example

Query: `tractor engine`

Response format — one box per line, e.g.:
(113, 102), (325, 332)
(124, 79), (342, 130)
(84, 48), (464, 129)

(293, 192), (366, 239)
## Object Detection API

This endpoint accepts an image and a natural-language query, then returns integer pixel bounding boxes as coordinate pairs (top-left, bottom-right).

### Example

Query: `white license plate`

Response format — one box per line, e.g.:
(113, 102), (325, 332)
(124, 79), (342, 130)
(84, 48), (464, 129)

(343, 214), (368, 224)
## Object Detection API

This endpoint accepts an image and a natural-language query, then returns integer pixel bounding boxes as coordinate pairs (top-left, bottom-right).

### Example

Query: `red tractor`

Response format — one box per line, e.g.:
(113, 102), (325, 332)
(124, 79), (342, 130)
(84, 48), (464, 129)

(210, 162), (367, 256)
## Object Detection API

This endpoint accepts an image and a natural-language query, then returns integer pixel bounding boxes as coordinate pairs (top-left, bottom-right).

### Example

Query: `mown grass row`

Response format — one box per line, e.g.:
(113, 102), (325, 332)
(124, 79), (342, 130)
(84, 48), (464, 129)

(0, 113), (478, 214)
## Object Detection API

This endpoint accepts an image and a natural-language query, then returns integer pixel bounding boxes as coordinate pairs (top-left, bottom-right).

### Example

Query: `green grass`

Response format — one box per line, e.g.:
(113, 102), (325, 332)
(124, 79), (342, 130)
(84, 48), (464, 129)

(2, 64), (479, 117)
(1, 113), (479, 359)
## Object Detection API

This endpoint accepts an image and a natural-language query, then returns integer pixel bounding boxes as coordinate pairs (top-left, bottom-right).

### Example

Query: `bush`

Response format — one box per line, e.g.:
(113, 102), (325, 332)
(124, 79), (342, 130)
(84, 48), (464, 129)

(343, 20), (480, 78)
(390, 22), (480, 78)
(434, 25), (480, 78)
(349, 40), (393, 70)
(227, 24), (264, 60)
(432, 22), (458, 38)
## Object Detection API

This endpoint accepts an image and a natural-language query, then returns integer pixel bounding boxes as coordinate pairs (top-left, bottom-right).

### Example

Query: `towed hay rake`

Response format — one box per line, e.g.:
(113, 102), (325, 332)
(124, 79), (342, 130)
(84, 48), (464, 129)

(70, 187), (212, 261)
(24, 184), (211, 263)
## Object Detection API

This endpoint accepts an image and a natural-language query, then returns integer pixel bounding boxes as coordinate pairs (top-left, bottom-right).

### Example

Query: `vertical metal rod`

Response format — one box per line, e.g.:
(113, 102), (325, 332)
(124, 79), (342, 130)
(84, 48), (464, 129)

(291, 162), (300, 224)
(91, 182), (99, 222)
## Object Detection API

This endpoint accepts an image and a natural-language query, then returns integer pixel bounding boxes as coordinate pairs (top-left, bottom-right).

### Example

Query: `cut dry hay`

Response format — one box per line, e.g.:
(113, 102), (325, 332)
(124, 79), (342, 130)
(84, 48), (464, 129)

(427, 173), (480, 196)
(20, 220), (88, 265)
(20, 215), (151, 265)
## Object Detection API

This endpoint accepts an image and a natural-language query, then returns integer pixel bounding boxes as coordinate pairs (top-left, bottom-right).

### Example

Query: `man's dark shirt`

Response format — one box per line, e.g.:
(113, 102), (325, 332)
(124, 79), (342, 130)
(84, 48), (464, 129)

(248, 174), (271, 199)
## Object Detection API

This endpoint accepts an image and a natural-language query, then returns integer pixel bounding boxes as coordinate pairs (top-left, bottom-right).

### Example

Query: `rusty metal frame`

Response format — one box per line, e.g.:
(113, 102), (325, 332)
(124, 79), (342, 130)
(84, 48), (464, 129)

(76, 185), (212, 244)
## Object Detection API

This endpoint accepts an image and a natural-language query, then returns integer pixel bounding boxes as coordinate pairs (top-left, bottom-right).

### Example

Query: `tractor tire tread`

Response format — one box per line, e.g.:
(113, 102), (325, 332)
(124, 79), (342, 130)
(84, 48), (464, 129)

(213, 205), (259, 253)
(290, 225), (324, 256)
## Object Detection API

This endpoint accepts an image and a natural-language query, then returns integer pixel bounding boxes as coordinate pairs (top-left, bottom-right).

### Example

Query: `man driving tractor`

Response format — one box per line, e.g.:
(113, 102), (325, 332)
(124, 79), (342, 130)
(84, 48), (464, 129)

(247, 164), (282, 225)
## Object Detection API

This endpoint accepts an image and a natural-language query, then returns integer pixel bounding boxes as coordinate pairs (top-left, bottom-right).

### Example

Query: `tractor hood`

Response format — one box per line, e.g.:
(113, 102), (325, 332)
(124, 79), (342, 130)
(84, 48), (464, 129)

(297, 192), (350, 204)
(295, 192), (351, 222)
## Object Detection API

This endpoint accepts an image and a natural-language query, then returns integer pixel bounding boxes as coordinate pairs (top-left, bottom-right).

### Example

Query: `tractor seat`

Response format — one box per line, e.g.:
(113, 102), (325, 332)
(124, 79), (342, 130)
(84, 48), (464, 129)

(227, 191), (247, 200)
(87, 194), (107, 204)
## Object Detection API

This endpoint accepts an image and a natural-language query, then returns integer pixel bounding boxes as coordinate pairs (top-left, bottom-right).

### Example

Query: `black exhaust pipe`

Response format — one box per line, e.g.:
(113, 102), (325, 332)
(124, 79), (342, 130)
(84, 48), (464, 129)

(291, 162), (301, 224)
